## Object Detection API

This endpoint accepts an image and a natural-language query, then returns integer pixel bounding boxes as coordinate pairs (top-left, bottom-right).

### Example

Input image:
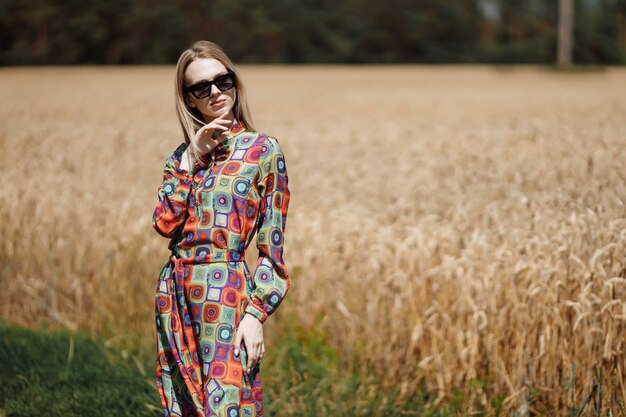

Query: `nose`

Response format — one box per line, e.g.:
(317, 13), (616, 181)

(210, 83), (221, 97)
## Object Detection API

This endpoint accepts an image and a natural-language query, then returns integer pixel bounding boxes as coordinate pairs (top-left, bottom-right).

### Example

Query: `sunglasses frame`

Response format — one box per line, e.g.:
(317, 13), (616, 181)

(184, 71), (236, 99)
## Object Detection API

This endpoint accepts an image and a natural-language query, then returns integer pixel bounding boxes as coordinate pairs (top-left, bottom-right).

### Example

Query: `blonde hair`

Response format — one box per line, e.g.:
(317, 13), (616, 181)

(174, 40), (255, 165)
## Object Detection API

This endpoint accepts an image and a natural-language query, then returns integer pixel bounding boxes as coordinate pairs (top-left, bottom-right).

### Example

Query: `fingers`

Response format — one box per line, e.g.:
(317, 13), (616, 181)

(208, 116), (232, 130)
(234, 327), (242, 357)
(251, 341), (265, 371)
(191, 118), (233, 154)
(246, 341), (263, 373)
(237, 317), (265, 375)
(203, 119), (232, 141)
(201, 120), (230, 137)
(211, 127), (229, 141)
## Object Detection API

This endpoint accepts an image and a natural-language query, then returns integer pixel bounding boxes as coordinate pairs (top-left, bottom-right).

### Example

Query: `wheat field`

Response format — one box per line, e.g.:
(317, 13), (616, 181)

(0, 65), (625, 415)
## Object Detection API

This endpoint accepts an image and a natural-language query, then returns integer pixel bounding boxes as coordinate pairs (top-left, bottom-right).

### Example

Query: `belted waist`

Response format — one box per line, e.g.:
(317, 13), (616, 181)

(169, 250), (246, 265)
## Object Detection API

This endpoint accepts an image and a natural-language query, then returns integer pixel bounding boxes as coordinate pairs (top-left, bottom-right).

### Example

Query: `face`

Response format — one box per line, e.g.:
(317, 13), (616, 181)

(183, 58), (237, 122)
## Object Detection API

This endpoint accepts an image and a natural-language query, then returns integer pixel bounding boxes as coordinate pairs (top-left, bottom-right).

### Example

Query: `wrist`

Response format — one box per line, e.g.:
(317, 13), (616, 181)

(247, 314), (263, 325)
(187, 143), (213, 164)
(245, 303), (268, 324)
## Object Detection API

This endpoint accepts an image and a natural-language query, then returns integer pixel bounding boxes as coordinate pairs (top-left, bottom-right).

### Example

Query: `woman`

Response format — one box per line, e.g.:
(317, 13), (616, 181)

(152, 40), (291, 417)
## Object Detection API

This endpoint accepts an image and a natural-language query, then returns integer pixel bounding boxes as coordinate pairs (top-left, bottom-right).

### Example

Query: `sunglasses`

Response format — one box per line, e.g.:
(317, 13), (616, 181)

(184, 71), (236, 99)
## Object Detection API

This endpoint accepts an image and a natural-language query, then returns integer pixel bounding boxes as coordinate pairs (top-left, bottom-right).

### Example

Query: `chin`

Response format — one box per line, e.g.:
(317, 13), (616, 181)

(217, 109), (234, 119)
(204, 106), (232, 120)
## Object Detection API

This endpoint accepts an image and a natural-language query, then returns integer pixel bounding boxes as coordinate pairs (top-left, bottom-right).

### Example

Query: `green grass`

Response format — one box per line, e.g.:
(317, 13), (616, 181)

(259, 314), (457, 417)
(0, 319), (475, 417)
(0, 321), (162, 417)
(0, 319), (437, 417)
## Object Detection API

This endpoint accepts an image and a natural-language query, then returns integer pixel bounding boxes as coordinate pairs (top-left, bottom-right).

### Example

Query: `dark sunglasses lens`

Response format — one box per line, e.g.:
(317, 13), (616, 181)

(214, 74), (235, 91)
(191, 83), (212, 99)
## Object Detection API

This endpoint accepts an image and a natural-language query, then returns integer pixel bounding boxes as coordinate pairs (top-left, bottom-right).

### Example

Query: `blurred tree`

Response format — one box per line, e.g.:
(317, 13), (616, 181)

(404, 0), (483, 63)
(558, 0), (574, 66)
(0, 0), (623, 65)
(574, 0), (625, 64)
(486, 0), (557, 63)
(621, 0), (626, 51)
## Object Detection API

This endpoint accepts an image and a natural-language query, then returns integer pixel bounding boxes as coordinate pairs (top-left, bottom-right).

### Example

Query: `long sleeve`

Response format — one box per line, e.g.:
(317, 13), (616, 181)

(152, 143), (193, 238)
(244, 137), (291, 324)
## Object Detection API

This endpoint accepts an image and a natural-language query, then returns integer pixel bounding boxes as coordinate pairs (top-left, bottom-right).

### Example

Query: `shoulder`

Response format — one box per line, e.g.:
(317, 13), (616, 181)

(164, 142), (187, 168)
(164, 142), (186, 158)
(234, 131), (285, 158)
(253, 134), (288, 178)
(253, 133), (285, 157)
(232, 130), (287, 175)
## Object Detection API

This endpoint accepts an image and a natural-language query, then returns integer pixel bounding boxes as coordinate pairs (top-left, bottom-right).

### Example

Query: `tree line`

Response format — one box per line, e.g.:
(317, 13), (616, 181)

(1, 0), (624, 65)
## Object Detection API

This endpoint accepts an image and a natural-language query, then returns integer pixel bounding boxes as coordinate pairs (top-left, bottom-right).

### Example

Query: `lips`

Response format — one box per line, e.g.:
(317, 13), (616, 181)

(211, 99), (226, 108)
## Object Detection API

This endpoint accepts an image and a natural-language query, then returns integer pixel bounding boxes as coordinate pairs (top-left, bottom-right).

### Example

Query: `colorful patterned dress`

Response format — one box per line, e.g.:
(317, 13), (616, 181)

(152, 122), (290, 417)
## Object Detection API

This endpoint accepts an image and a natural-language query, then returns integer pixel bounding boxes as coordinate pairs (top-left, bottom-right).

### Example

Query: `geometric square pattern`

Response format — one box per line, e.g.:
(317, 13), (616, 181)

(153, 123), (291, 416)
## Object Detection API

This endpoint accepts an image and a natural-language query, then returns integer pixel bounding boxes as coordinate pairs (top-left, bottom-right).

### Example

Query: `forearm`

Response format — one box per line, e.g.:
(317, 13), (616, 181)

(245, 255), (290, 323)
(152, 143), (193, 238)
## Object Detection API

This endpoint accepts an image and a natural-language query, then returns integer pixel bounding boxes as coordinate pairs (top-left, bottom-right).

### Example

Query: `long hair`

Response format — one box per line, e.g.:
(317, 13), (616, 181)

(174, 40), (255, 165)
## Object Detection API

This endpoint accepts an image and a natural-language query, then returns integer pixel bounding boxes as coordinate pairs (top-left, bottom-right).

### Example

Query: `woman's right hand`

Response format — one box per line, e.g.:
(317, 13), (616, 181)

(190, 113), (233, 155)
(179, 114), (232, 171)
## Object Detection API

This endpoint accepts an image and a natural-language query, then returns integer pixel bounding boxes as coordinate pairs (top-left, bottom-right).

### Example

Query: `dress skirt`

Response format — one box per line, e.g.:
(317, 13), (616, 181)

(155, 254), (264, 417)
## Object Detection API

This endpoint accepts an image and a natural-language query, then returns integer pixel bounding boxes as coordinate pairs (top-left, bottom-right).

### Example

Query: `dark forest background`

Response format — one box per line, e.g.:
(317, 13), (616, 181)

(1, 0), (625, 65)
